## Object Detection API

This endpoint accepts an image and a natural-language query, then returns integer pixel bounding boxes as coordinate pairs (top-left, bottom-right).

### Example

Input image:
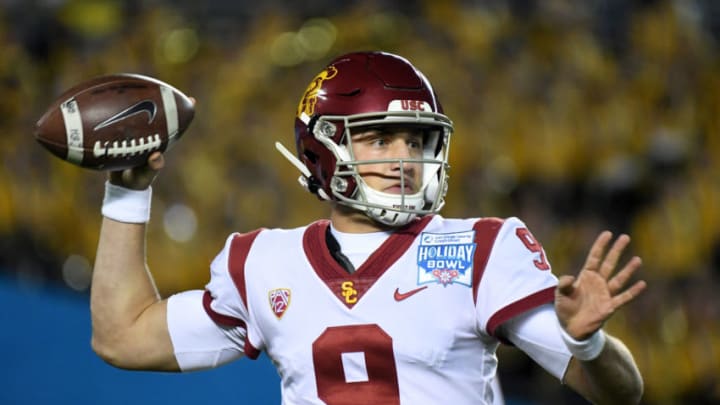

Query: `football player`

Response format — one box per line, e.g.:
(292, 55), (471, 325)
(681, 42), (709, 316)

(91, 51), (647, 404)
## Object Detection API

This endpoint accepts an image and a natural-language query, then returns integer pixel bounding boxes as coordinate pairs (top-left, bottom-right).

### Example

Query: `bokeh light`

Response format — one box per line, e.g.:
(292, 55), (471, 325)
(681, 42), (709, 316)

(163, 203), (198, 243)
(61, 254), (91, 292)
(160, 28), (200, 65)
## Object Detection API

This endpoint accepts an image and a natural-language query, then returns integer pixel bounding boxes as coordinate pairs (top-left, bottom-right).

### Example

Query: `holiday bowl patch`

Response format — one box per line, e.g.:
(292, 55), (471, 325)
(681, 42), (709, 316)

(417, 231), (476, 286)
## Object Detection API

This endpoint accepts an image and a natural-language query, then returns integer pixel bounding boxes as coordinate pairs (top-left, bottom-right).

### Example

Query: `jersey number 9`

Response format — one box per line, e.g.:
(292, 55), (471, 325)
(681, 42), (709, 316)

(312, 324), (400, 404)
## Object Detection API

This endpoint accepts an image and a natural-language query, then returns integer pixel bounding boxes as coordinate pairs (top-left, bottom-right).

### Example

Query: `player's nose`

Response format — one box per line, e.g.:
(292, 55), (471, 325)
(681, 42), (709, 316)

(388, 139), (414, 159)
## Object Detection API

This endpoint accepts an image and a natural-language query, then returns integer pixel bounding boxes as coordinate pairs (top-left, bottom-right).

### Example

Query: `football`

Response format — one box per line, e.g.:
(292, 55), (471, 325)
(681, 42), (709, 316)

(34, 73), (194, 170)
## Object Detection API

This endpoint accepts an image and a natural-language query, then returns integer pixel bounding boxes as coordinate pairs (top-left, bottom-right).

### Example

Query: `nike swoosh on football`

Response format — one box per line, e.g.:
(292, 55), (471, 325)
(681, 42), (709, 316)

(94, 100), (157, 130)
(393, 286), (428, 301)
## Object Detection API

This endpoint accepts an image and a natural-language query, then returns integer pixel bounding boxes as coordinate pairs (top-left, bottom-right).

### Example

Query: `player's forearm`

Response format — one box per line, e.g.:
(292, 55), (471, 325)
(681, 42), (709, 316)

(90, 217), (162, 365)
(567, 334), (644, 404)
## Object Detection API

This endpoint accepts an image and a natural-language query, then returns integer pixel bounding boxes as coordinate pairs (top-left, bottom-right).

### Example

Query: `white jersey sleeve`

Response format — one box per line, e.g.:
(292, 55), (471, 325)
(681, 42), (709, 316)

(500, 303), (572, 380)
(167, 290), (247, 371)
(167, 231), (263, 371)
(475, 217), (558, 337)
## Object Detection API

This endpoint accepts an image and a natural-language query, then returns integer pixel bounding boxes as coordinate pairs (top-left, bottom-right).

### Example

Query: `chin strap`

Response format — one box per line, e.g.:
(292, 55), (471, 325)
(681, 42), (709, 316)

(275, 141), (331, 200)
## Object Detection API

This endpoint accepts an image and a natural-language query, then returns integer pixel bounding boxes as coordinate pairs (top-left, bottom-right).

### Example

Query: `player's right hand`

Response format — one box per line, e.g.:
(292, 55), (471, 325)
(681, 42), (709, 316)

(108, 151), (165, 190)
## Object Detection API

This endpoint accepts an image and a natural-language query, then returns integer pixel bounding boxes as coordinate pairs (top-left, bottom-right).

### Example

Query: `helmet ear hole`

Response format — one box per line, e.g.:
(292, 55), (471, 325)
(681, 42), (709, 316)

(303, 150), (318, 164)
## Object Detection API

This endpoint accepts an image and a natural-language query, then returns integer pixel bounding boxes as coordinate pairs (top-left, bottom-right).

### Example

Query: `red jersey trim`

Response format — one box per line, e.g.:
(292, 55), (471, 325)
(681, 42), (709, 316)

(485, 286), (556, 337)
(202, 229), (264, 360)
(202, 290), (246, 327)
(202, 291), (261, 359)
(228, 229), (264, 309)
(244, 341), (261, 359)
(303, 215), (433, 309)
(471, 217), (504, 305)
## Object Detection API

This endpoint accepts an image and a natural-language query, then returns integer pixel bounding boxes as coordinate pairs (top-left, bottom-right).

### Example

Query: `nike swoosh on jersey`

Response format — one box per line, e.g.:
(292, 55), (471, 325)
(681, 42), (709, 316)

(94, 100), (157, 130)
(393, 286), (428, 301)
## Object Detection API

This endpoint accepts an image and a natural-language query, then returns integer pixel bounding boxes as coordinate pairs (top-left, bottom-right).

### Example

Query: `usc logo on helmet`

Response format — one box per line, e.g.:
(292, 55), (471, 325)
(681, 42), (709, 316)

(297, 66), (338, 120)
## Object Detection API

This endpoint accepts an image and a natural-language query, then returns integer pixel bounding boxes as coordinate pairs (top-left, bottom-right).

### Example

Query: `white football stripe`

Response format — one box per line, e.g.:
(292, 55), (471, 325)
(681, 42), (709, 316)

(60, 98), (84, 165)
(160, 85), (179, 143)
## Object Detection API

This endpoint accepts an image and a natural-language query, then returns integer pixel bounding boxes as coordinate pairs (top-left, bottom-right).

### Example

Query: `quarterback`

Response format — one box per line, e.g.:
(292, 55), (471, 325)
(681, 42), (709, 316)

(91, 51), (647, 404)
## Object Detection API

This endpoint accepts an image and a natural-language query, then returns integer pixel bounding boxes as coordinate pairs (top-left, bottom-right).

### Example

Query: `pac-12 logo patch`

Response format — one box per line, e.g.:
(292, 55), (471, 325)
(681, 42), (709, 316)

(417, 231), (476, 286)
(269, 288), (291, 319)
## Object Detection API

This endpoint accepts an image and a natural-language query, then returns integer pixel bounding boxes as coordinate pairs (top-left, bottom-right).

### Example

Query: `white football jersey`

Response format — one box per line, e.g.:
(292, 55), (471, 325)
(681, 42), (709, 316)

(201, 215), (559, 404)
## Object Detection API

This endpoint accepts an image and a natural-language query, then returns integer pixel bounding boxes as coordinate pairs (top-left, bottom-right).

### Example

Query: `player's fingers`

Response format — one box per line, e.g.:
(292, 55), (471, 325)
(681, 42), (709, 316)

(108, 169), (121, 184)
(130, 152), (164, 187)
(110, 152), (163, 190)
(148, 151), (165, 171)
(556, 275), (576, 296)
(598, 234), (631, 279)
(581, 231), (613, 272)
(121, 168), (143, 189)
(610, 280), (647, 308)
(608, 256), (642, 294)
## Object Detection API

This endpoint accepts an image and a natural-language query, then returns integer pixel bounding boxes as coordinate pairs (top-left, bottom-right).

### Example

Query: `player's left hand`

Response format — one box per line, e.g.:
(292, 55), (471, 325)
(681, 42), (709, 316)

(555, 231), (647, 340)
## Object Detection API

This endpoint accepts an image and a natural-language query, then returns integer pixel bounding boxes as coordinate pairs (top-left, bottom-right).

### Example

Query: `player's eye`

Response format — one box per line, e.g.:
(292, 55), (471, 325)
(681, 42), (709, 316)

(372, 137), (388, 147)
(407, 132), (424, 149)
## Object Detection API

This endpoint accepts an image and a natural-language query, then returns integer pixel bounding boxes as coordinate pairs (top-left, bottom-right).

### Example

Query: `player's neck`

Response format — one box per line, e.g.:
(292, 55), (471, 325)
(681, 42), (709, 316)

(329, 204), (394, 234)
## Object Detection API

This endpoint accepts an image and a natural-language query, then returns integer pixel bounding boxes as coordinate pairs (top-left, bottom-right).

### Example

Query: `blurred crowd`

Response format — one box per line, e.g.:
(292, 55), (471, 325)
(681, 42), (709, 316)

(0, 0), (718, 403)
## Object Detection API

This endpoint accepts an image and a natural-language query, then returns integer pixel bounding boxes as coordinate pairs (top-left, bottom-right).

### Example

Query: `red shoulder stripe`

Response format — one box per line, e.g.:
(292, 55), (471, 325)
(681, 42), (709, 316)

(202, 230), (263, 359)
(228, 229), (264, 359)
(228, 229), (264, 309)
(471, 217), (504, 305)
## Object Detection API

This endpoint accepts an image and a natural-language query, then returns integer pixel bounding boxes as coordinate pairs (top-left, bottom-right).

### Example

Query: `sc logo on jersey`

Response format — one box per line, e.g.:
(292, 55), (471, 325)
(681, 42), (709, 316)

(417, 231), (476, 287)
(341, 281), (357, 304)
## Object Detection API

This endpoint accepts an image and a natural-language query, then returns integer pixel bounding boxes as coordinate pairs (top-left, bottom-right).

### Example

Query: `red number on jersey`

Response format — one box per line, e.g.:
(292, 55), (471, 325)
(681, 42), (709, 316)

(516, 228), (550, 270)
(312, 324), (400, 405)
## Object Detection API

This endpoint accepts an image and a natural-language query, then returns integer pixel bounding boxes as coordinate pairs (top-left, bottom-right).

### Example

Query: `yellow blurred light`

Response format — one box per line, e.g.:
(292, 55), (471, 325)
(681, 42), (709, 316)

(161, 28), (200, 64)
(59, 0), (123, 37)
(660, 306), (688, 345)
(297, 18), (337, 60)
(270, 32), (304, 67)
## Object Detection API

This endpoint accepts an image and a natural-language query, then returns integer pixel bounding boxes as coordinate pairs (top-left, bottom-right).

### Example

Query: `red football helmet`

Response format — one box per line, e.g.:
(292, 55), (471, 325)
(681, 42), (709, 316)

(276, 51), (453, 226)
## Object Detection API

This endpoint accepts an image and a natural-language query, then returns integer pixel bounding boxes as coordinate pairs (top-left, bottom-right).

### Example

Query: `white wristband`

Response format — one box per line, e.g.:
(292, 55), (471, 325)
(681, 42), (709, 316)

(101, 181), (152, 223)
(559, 326), (607, 361)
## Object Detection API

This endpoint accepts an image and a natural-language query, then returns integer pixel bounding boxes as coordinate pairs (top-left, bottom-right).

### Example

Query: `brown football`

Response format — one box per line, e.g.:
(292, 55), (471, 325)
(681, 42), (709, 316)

(34, 73), (194, 170)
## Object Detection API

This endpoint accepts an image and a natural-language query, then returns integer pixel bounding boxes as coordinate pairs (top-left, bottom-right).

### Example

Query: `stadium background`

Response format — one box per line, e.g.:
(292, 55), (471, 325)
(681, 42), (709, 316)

(1, 0), (719, 403)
